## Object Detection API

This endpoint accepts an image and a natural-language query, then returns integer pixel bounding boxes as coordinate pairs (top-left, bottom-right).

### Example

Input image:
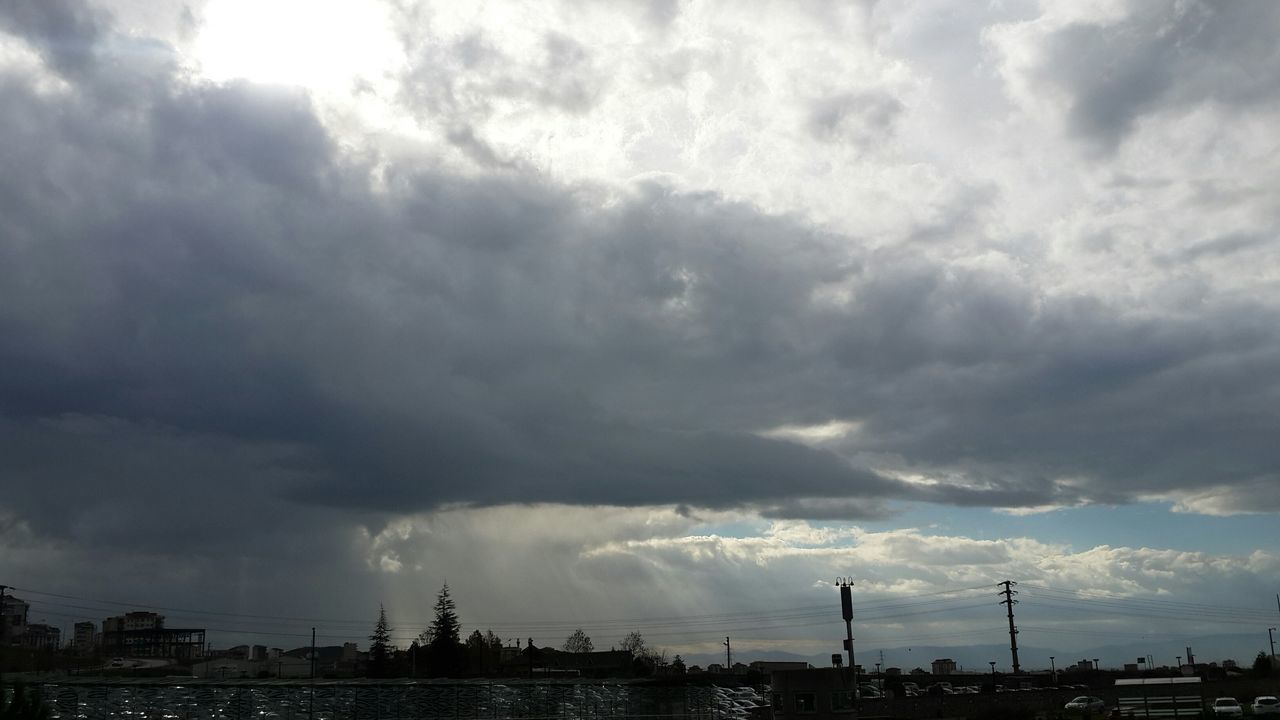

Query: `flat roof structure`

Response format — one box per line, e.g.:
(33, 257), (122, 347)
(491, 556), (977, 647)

(1115, 676), (1203, 718)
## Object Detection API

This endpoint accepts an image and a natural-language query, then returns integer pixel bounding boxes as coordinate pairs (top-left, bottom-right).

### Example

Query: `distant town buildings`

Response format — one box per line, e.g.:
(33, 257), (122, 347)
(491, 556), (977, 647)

(931, 658), (957, 675)
(749, 660), (812, 674)
(1, 594), (60, 650)
(1, 594), (29, 643)
(104, 610), (165, 635)
(21, 623), (61, 651)
(101, 610), (206, 659)
(74, 621), (98, 655)
(518, 646), (635, 677)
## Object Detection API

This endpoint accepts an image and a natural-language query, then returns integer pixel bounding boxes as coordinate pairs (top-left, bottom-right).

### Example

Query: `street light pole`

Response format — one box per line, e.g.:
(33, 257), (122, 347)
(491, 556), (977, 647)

(1050, 656), (1056, 685)
(990, 661), (997, 689)
(1269, 628), (1276, 659)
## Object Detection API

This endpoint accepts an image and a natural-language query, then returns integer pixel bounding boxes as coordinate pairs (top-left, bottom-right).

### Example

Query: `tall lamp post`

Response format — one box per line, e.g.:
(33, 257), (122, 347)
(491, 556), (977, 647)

(1093, 658), (1100, 673)
(1175, 655), (1181, 674)
(1269, 628), (1276, 659)
(875, 662), (883, 697)
(1050, 656), (1056, 685)
(990, 661), (997, 689)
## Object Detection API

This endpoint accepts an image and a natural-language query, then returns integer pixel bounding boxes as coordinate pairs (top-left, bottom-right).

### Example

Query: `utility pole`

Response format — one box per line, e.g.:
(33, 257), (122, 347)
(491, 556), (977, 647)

(308, 627), (316, 720)
(1268, 628), (1275, 659)
(999, 581), (1021, 675)
(724, 637), (731, 669)
(879, 649), (885, 695)
(839, 580), (858, 697)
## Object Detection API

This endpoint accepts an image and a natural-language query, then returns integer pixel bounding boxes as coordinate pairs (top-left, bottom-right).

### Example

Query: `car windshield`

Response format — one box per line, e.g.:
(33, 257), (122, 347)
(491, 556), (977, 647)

(1071, 697), (1091, 703)
(1216, 700), (1239, 707)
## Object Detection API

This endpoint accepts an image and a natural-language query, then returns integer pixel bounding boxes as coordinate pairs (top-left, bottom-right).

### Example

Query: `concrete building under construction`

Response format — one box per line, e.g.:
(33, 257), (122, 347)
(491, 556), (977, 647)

(101, 611), (205, 659)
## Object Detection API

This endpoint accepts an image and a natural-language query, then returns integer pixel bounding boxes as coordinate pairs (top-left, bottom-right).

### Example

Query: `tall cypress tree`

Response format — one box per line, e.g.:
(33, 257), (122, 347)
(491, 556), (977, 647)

(429, 584), (461, 646)
(368, 604), (392, 677)
(427, 584), (464, 675)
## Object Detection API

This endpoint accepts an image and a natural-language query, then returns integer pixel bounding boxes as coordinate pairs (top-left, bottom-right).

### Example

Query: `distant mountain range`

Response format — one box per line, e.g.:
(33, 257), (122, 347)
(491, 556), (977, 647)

(680, 634), (1271, 673)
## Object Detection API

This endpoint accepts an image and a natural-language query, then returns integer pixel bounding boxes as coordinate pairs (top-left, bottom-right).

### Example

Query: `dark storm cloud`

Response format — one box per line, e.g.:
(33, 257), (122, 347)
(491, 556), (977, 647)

(2, 0), (1280, 557)
(0, 0), (102, 75)
(756, 498), (894, 521)
(1034, 0), (1280, 150)
(0, 9), (896, 535)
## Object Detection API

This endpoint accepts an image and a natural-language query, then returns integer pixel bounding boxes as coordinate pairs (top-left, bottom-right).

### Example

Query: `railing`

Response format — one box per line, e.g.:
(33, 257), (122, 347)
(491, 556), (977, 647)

(32, 680), (765, 720)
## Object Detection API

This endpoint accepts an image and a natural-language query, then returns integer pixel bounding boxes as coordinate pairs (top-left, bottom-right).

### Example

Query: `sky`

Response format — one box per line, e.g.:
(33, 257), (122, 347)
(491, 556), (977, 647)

(1, 0), (1279, 669)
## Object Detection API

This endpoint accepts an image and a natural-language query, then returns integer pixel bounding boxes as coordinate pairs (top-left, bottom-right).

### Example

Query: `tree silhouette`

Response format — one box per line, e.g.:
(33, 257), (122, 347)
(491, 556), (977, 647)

(563, 628), (594, 653)
(620, 631), (646, 656)
(621, 631), (661, 676)
(368, 605), (392, 677)
(484, 630), (502, 654)
(430, 584), (461, 646)
(426, 584), (465, 676)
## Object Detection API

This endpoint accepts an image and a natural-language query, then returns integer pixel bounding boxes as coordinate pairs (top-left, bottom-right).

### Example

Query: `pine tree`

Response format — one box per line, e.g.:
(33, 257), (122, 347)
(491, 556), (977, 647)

(429, 584), (462, 646)
(368, 604), (392, 677)
(425, 584), (465, 676)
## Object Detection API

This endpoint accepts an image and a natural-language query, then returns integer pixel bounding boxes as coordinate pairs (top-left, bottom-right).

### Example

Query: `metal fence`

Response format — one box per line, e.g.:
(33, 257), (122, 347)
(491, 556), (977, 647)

(31, 680), (764, 720)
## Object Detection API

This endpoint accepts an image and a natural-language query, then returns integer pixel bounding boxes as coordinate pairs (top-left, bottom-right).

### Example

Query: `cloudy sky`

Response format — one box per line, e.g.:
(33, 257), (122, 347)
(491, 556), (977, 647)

(2, 0), (1279, 666)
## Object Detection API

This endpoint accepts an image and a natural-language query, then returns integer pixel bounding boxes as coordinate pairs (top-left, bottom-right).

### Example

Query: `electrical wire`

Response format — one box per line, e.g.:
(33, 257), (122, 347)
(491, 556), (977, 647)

(13, 583), (999, 648)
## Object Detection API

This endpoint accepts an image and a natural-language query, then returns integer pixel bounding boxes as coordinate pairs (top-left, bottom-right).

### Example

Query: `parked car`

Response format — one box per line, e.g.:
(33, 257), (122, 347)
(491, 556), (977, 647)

(1065, 696), (1107, 713)
(110, 657), (125, 667)
(1253, 697), (1280, 716)
(1211, 698), (1243, 717)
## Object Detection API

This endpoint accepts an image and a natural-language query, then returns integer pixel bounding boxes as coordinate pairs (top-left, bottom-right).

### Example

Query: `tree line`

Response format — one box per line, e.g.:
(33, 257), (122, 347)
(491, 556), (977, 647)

(366, 584), (681, 678)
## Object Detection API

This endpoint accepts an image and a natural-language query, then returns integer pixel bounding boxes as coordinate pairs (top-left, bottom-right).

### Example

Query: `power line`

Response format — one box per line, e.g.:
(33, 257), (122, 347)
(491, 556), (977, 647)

(1026, 599), (1270, 627)
(8, 583), (991, 633)
(1021, 584), (1278, 618)
(16, 586), (997, 650)
(1019, 587), (1279, 624)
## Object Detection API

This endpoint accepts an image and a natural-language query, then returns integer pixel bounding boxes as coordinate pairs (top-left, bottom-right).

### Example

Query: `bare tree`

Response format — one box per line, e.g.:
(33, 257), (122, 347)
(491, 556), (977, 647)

(563, 628), (594, 653)
(620, 631), (646, 656)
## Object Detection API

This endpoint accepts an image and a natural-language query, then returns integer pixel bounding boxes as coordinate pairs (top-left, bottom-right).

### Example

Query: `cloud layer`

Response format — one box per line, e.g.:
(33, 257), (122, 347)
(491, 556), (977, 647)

(1, 0), (1278, 651)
